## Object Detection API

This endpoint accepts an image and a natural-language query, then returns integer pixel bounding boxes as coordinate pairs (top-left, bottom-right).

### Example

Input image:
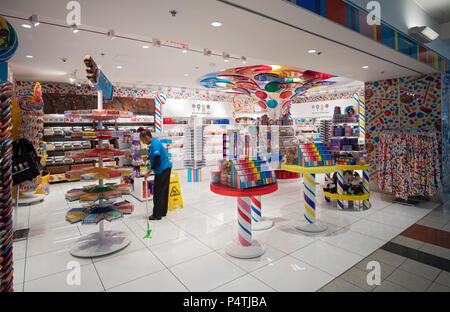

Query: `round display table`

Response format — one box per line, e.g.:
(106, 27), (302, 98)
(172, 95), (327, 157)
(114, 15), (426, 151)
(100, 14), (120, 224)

(281, 164), (338, 233)
(210, 183), (278, 259)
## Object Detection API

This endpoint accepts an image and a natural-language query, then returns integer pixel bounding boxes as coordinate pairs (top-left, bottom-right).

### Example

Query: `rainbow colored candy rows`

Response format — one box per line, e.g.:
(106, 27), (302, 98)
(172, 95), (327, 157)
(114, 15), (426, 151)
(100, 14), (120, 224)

(299, 143), (335, 167)
(231, 158), (276, 189)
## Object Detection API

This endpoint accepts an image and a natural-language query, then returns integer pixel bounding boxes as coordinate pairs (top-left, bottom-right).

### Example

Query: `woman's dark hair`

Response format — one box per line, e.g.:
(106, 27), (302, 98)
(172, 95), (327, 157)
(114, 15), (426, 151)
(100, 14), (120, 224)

(137, 127), (152, 138)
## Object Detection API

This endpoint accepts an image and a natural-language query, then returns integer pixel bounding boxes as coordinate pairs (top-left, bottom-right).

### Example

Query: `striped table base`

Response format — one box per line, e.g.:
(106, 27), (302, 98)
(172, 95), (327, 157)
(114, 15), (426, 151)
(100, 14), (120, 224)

(225, 196), (265, 259)
(295, 173), (328, 233)
(251, 196), (273, 231)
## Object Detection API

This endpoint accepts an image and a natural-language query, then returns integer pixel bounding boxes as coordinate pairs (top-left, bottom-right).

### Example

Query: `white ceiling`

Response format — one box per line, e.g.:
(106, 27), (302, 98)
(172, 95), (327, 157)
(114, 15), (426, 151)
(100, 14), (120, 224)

(413, 0), (450, 24)
(0, 0), (440, 91)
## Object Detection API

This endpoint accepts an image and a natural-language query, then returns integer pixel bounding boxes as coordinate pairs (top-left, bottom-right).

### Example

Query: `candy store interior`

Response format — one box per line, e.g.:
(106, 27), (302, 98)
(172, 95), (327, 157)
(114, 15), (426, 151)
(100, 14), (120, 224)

(1, 0), (450, 294)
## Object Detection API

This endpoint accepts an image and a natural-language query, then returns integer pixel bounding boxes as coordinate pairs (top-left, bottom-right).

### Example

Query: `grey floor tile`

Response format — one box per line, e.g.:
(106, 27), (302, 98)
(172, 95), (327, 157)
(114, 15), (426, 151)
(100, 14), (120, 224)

(426, 282), (450, 292)
(321, 278), (366, 292)
(398, 259), (441, 281)
(390, 235), (425, 250)
(340, 267), (377, 291)
(369, 249), (407, 267)
(387, 269), (433, 292)
(435, 271), (450, 288)
(419, 243), (450, 260)
(373, 280), (411, 292)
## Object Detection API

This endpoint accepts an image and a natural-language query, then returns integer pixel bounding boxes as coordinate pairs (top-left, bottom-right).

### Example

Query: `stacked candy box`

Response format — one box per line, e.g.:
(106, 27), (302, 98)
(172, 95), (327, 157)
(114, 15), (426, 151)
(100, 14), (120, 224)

(230, 158), (276, 189)
(299, 143), (334, 167)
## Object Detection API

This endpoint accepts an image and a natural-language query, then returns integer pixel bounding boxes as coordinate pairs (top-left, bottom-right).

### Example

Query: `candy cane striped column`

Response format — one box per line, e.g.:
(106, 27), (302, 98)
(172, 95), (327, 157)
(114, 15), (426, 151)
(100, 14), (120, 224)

(362, 170), (371, 210)
(250, 195), (274, 231)
(251, 196), (262, 223)
(324, 173), (331, 202)
(356, 94), (365, 139)
(303, 173), (316, 224)
(237, 197), (252, 247)
(295, 173), (328, 233)
(337, 170), (345, 210)
(154, 93), (166, 132)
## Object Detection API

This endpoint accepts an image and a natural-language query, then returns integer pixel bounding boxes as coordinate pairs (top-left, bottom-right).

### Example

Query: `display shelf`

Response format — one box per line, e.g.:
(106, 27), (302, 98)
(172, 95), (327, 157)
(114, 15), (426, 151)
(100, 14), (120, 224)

(65, 183), (132, 202)
(323, 191), (370, 201)
(337, 164), (370, 170)
(281, 163), (338, 174)
(64, 110), (133, 120)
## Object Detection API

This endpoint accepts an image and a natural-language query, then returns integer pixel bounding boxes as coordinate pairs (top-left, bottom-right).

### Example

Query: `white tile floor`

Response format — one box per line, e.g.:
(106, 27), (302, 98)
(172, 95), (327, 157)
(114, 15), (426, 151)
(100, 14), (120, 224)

(12, 169), (440, 292)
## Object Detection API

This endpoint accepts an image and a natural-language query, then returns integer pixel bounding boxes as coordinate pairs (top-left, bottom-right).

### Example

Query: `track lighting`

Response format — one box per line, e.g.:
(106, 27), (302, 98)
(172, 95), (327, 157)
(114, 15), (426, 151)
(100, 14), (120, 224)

(203, 48), (212, 57)
(222, 52), (230, 62)
(107, 29), (115, 40)
(240, 56), (246, 64)
(152, 38), (161, 47)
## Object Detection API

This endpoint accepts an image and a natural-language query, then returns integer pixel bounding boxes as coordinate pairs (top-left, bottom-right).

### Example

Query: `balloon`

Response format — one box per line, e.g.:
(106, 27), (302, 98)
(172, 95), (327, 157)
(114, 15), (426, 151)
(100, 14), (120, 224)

(267, 99), (278, 109)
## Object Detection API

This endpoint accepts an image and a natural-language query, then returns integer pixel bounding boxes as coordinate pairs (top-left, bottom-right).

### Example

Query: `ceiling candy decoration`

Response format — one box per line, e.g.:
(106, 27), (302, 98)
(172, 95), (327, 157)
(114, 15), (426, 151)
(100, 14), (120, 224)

(0, 16), (18, 63)
(199, 65), (336, 119)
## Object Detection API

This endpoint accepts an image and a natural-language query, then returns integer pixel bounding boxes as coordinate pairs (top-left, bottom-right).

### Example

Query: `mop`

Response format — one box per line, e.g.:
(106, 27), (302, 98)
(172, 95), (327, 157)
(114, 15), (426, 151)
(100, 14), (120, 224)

(143, 176), (152, 239)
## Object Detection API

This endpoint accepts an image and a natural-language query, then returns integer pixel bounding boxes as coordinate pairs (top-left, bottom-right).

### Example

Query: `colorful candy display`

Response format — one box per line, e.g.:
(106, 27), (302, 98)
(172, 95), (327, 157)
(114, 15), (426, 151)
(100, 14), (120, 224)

(285, 143), (335, 167)
(231, 158), (276, 189)
(0, 81), (14, 292)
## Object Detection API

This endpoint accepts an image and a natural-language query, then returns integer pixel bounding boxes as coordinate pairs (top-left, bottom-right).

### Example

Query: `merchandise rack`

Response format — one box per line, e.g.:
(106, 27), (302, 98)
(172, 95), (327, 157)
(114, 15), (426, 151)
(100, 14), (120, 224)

(63, 92), (134, 258)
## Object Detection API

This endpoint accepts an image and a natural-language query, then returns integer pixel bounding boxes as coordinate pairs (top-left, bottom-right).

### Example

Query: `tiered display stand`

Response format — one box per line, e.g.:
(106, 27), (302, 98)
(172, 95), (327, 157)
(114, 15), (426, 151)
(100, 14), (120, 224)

(323, 164), (371, 211)
(63, 92), (134, 258)
(282, 164), (338, 233)
(210, 183), (278, 259)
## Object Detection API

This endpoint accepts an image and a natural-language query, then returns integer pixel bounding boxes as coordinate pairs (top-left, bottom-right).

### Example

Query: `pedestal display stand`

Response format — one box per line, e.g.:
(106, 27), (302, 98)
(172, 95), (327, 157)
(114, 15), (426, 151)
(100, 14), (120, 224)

(210, 183), (278, 258)
(282, 164), (338, 233)
(63, 86), (134, 257)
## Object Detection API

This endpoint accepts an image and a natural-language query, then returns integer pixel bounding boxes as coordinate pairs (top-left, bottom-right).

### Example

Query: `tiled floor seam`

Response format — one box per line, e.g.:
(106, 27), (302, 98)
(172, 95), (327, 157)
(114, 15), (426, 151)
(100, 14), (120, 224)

(21, 205), (32, 287)
(121, 217), (192, 292)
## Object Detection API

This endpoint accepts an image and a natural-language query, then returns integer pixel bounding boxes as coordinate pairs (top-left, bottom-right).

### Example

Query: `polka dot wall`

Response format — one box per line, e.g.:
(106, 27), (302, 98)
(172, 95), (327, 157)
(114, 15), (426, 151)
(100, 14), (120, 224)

(365, 73), (443, 183)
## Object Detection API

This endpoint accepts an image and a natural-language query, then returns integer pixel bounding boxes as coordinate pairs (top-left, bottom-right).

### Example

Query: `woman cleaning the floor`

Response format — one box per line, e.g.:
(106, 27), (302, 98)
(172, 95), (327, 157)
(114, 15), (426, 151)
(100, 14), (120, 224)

(138, 127), (173, 220)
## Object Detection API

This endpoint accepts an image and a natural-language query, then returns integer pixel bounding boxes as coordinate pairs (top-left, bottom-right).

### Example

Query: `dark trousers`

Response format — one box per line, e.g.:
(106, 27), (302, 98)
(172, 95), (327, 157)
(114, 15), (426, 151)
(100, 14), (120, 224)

(153, 167), (172, 217)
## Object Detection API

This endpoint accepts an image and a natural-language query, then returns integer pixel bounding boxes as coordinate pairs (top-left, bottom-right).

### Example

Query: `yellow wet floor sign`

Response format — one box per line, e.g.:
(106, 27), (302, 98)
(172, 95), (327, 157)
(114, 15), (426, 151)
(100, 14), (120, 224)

(168, 172), (183, 211)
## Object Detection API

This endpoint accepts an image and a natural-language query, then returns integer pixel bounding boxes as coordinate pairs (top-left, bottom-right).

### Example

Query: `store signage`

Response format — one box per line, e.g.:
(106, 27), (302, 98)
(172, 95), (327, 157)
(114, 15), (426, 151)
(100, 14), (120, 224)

(84, 55), (114, 101)
(191, 102), (211, 114)
(311, 103), (330, 115)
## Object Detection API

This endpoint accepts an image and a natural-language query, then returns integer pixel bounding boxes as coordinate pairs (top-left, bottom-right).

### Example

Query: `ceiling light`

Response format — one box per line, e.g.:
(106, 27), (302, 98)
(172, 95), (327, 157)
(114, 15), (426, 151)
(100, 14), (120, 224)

(241, 56), (247, 64)
(142, 45), (150, 49)
(184, 74), (189, 77)
(29, 14), (40, 27)
(70, 24), (79, 33)
(69, 77), (76, 83)
(182, 45), (188, 54)
(204, 48), (212, 57)
(308, 49), (317, 54)
(21, 23), (32, 29)
(362, 66), (369, 69)
(116, 65), (123, 69)
(270, 65), (281, 70)
(26, 55), (34, 59)
(408, 26), (439, 43)
(106, 29), (115, 40)
(211, 21), (222, 27)
(152, 38), (161, 47)
(222, 52), (230, 62)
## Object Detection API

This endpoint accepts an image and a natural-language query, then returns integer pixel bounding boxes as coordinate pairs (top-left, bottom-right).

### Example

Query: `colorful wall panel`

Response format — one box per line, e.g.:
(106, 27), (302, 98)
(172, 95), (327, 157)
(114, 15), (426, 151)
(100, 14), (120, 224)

(365, 73), (443, 188)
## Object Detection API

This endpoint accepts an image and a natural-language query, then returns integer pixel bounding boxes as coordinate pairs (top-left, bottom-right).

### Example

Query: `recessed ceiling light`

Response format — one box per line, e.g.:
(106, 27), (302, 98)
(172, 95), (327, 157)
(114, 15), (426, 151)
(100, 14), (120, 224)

(362, 65), (369, 69)
(116, 65), (123, 69)
(142, 45), (150, 49)
(21, 23), (32, 29)
(184, 74), (189, 77)
(26, 55), (34, 58)
(308, 49), (317, 54)
(211, 21), (222, 27)
(270, 65), (281, 70)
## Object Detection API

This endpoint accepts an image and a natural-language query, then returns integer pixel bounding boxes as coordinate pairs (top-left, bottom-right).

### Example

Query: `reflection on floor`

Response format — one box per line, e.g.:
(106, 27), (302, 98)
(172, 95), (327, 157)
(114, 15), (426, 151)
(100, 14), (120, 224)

(11, 169), (448, 292)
